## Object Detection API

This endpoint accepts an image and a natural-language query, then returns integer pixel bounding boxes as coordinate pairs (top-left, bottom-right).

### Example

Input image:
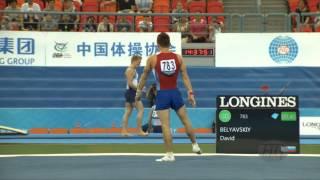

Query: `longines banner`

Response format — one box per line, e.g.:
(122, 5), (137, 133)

(0, 31), (181, 67)
(215, 33), (320, 67)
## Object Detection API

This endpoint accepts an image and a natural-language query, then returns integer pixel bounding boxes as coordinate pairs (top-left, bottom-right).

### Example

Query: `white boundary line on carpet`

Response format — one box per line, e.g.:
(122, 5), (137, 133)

(1, 153), (320, 158)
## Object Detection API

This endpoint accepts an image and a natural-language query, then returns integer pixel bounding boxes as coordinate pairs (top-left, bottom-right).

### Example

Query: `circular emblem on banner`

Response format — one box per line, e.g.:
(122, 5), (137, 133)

(269, 36), (298, 64)
(219, 110), (232, 123)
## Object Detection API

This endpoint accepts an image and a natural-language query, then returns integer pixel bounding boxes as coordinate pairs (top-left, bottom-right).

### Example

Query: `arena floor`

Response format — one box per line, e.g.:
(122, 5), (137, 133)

(1, 154), (320, 180)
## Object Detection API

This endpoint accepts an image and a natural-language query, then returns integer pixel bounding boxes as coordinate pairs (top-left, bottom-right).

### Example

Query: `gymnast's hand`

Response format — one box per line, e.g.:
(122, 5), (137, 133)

(188, 92), (196, 107)
(135, 90), (142, 102)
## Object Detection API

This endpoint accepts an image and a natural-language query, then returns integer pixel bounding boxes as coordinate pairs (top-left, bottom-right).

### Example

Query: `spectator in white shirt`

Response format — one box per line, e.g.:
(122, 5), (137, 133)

(97, 16), (114, 32)
(21, 0), (41, 20)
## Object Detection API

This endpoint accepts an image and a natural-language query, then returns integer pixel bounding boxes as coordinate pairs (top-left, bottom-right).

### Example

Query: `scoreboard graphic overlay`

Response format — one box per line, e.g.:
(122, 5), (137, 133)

(216, 96), (300, 154)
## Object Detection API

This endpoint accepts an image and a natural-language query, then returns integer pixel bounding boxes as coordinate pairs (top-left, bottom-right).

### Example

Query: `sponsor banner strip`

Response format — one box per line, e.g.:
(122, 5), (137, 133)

(300, 117), (320, 135)
(0, 32), (181, 67)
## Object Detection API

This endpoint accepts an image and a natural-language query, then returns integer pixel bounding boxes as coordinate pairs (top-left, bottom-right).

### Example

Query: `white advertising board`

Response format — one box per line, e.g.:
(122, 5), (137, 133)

(300, 117), (320, 135)
(216, 33), (320, 67)
(45, 32), (181, 66)
(0, 31), (46, 66)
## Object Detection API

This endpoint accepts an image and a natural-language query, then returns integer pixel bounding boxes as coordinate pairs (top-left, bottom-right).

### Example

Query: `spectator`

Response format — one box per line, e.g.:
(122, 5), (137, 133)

(83, 16), (97, 32)
(116, 15), (132, 32)
(62, 0), (80, 30)
(135, 0), (153, 13)
(296, 0), (310, 25)
(58, 14), (75, 31)
(21, 0), (41, 21)
(0, 17), (11, 30)
(294, 0), (312, 32)
(172, 1), (187, 23)
(172, 16), (189, 43)
(118, 0), (136, 13)
(189, 13), (207, 42)
(9, 18), (22, 30)
(22, 13), (40, 31)
(138, 16), (152, 32)
(4, 0), (21, 23)
(40, 14), (58, 31)
(43, 0), (60, 24)
(146, 83), (157, 107)
(97, 16), (114, 32)
(207, 16), (223, 43)
(73, 0), (82, 5)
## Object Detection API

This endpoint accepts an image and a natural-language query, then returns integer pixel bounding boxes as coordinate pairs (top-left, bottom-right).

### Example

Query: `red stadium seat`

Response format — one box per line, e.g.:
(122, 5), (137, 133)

(288, 0), (300, 12)
(188, 0), (206, 13)
(207, 0), (223, 13)
(315, 26), (320, 32)
(153, 4), (170, 13)
(153, 0), (170, 12)
(0, 1), (5, 21)
(153, 16), (170, 32)
(307, 0), (319, 12)
(153, 0), (169, 6)
(82, 0), (99, 12)
(54, 0), (63, 10)
(99, 1), (117, 23)
(0, 1), (6, 10)
(207, 0), (225, 23)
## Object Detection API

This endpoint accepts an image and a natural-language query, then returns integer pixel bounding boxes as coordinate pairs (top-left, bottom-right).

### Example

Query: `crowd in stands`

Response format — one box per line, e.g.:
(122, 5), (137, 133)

(0, 0), (225, 43)
(0, 0), (319, 43)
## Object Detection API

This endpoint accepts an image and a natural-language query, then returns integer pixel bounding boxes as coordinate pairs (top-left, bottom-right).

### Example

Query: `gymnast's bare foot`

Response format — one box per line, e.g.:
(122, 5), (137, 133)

(137, 131), (149, 136)
(121, 130), (132, 137)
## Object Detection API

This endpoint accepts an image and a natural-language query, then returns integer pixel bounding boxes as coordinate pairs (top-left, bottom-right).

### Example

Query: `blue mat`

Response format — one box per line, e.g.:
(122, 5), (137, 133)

(1, 155), (319, 180)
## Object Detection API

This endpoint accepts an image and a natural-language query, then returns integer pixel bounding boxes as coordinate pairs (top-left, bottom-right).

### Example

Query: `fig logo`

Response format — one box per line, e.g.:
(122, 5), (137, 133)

(269, 36), (298, 64)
